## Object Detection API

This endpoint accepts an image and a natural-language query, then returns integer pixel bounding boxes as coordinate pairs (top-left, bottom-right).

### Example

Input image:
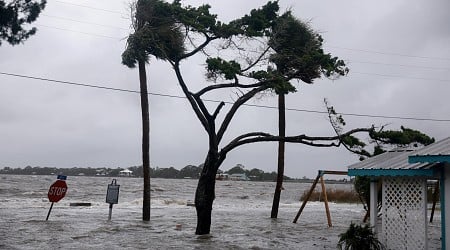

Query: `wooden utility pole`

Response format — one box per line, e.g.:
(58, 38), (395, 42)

(271, 93), (285, 218)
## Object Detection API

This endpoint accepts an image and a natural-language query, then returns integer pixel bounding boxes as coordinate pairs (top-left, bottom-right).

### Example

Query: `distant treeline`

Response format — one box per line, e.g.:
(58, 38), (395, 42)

(0, 164), (297, 181)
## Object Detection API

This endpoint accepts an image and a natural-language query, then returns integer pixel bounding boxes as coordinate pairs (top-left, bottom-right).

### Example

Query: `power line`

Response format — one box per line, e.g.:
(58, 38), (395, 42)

(1, 71), (450, 123)
(36, 20), (450, 73)
(35, 22), (450, 77)
(347, 60), (450, 71)
(239, 103), (450, 122)
(0, 72), (139, 93)
(54, 0), (126, 15)
(38, 24), (125, 40)
(42, 14), (130, 31)
(48, 1), (450, 64)
(36, 26), (450, 74)
(43, 2), (450, 65)
(48, 2), (450, 63)
(326, 45), (450, 61)
(33, 25), (450, 83)
(351, 71), (450, 82)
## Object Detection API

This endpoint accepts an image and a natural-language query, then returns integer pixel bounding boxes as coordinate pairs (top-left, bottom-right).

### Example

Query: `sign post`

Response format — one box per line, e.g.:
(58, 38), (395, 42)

(106, 179), (120, 220)
(46, 175), (68, 221)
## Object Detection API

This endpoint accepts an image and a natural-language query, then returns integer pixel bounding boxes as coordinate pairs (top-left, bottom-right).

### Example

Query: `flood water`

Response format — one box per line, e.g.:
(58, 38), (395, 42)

(0, 175), (441, 249)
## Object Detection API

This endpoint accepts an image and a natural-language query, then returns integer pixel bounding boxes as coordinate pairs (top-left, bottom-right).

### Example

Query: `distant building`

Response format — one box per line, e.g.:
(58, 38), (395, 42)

(229, 173), (249, 181)
(95, 169), (107, 176)
(216, 173), (229, 180)
(119, 169), (133, 177)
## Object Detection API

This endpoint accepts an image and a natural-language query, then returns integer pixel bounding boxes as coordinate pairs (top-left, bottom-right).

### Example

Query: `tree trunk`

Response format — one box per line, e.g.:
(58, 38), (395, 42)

(195, 151), (219, 235)
(138, 59), (151, 221)
(271, 93), (285, 218)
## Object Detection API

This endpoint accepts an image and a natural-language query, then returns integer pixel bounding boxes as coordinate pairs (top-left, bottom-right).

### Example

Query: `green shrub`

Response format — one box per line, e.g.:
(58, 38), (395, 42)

(338, 223), (384, 250)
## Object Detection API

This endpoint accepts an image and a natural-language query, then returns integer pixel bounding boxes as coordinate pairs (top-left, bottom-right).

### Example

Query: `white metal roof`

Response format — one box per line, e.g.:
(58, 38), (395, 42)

(410, 137), (450, 157)
(348, 137), (450, 171)
(347, 149), (436, 171)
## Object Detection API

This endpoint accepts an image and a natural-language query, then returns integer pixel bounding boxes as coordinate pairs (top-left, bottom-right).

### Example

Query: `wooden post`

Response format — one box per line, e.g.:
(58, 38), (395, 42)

(320, 176), (332, 227)
(321, 170), (348, 176)
(271, 93), (286, 219)
(293, 172), (321, 223)
(293, 170), (348, 225)
(430, 181), (439, 223)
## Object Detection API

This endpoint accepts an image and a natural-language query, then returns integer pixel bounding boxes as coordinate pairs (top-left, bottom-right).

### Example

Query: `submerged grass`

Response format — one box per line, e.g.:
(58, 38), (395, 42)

(300, 189), (361, 203)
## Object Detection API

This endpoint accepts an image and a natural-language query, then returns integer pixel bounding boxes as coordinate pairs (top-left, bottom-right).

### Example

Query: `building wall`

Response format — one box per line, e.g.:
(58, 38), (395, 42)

(381, 177), (428, 249)
(445, 167), (450, 250)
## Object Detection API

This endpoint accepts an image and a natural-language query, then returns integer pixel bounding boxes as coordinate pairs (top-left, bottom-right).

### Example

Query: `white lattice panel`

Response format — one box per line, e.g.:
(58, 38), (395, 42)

(381, 177), (427, 250)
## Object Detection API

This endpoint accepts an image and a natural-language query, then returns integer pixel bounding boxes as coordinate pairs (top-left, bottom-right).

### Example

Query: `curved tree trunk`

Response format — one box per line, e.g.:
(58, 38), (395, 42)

(271, 93), (285, 218)
(138, 59), (151, 221)
(195, 151), (219, 235)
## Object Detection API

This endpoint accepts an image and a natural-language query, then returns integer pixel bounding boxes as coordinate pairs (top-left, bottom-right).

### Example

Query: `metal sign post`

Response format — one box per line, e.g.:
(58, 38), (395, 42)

(106, 179), (120, 220)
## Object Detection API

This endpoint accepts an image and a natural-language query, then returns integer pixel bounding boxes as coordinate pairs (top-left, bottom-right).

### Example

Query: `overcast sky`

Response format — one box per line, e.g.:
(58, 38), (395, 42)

(0, 0), (449, 178)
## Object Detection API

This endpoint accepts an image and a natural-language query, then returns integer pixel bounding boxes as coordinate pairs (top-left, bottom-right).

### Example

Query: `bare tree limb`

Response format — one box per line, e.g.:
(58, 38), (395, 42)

(220, 127), (375, 156)
(173, 61), (210, 132)
(195, 81), (265, 97)
(180, 35), (219, 60)
(212, 101), (225, 119)
(192, 94), (212, 121)
(324, 99), (375, 157)
(325, 100), (362, 154)
(216, 84), (272, 143)
(240, 45), (272, 73)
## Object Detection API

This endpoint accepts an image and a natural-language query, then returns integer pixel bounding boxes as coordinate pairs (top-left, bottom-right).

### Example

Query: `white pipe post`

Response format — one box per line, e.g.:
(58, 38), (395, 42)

(370, 179), (377, 233)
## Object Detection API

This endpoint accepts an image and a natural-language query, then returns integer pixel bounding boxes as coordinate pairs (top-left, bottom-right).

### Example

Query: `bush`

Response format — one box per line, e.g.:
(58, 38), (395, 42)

(338, 223), (384, 250)
(300, 189), (360, 203)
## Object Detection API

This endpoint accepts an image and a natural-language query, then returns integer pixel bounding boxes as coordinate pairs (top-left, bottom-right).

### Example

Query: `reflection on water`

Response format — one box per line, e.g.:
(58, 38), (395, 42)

(0, 175), (440, 249)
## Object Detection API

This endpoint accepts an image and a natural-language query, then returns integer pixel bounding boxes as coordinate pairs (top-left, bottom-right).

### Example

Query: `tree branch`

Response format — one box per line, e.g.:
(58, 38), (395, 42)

(180, 35), (218, 60)
(326, 101), (358, 153)
(240, 45), (271, 73)
(324, 99), (373, 157)
(220, 127), (375, 156)
(195, 81), (266, 97)
(173, 61), (210, 131)
(192, 93), (213, 121)
(212, 101), (225, 119)
(216, 84), (271, 143)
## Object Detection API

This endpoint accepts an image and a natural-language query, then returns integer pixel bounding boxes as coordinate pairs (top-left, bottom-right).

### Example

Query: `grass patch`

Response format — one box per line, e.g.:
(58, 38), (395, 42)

(300, 189), (360, 203)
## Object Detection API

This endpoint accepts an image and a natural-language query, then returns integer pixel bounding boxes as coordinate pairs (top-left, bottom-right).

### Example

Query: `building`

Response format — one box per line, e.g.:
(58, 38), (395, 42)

(408, 137), (450, 250)
(119, 169), (133, 177)
(229, 173), (249, 181)
(347, 137), (450, 250)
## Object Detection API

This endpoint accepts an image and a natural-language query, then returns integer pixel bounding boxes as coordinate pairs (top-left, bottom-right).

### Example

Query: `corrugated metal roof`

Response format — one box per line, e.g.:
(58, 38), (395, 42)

(347, 149), (436, 171)
(410, 137), (450, 157)
(347, 137), (450, 172)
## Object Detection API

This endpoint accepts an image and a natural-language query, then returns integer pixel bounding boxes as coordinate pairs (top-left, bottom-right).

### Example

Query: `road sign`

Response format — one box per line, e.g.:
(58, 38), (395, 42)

(106, 179), (120, 204)
(46, 175), (68, 221)
(106, 179), (120, 220)
(48, 179), (68, 203)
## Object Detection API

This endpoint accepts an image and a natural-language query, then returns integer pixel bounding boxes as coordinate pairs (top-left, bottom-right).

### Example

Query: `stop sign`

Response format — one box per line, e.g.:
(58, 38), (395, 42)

(48, 180), (68, 202)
